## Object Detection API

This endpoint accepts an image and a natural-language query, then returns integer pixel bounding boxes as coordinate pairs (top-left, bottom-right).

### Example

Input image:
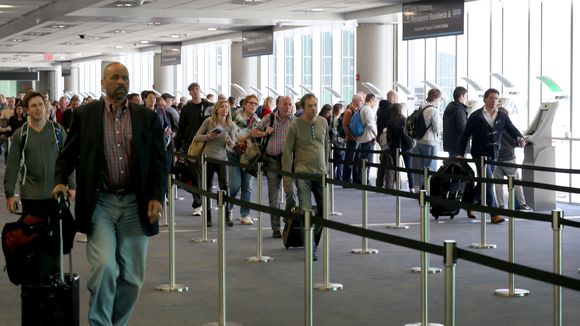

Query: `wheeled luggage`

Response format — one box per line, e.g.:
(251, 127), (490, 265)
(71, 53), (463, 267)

(21, 195), (80, 326)
(429, 160), (476, 220)
(283, 207), (304, 248)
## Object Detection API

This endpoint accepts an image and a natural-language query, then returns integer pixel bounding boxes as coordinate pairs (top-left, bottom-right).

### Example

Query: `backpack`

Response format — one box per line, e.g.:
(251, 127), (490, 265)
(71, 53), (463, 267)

(336, 112), (346, 138)
(349, 109), (365, 137)
(19, 121), (63, 186)
(405, 105), (433, 139)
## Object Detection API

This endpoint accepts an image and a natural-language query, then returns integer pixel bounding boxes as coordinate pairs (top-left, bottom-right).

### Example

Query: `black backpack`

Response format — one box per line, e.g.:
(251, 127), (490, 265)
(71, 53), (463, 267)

(336, 112), (346, 138)
(405, 105), (433, 139)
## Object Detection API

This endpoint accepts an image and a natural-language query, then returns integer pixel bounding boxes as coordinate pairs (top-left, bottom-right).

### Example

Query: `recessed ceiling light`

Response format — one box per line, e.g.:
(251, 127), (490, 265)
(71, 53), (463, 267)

(59, 56), (66, 59)
(311, 8), (324, 12)
(75, 53), (82, 56)
(114, 45), (123, 49)
(207, 27), (217, 31)
(170, 34), (180, 38)
(147, 21), (161, 26)
(11, 39), (23, 42)
(65, 42), (77, 45)
(139, 40), (149, 44)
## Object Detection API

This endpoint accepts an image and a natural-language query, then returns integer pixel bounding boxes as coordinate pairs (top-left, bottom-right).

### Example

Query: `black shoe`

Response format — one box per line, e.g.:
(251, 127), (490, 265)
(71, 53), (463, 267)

(226, 217), (234, 227)
(313, 251), (318, 261)
(272, 229), (282, 238)
(207, 220), (212, 227)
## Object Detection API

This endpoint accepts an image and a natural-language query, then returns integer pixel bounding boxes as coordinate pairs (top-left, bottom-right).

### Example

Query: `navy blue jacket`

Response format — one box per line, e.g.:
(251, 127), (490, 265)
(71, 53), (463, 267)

(442, 100), (468, 154)
(457, 108), (522, 160)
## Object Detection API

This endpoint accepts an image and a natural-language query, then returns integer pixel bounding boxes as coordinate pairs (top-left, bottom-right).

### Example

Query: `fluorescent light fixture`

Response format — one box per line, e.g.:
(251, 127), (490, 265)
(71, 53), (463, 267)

(139, 40), (149, 44)
(491, 73), (515, 88)
(0, 5), (15, 8)
(323, 87), (341, 99)
(207, 27), (218, 31)
(311, 8), (324, 12)
(170, 34), (180, 38)
(265, 86), (279, 97)
(114, 45), (123, 49)
(461, 77), (484, 92)
(360, 82), (382, 98)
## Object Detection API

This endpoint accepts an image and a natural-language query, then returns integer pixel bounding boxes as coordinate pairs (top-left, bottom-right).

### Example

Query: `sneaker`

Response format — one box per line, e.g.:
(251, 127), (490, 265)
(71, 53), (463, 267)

(272, 229), (282, 238)
(192, 207), (202, 216)
(518, 204), (533, 211)
(240, 216), (254, 225)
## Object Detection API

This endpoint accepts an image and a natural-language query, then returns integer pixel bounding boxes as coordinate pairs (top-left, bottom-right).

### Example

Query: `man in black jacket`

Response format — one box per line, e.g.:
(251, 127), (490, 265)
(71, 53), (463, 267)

(376, 90), (398, 140)
(174, 82), (212, 217)
(53, 62), (167, 325)
(443, 86), (468, 157)
(457, 88), (525, 224)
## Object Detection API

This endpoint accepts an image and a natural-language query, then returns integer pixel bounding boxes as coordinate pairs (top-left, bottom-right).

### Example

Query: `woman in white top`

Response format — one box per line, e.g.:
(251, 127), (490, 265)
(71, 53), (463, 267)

(194, 99), (237, 227)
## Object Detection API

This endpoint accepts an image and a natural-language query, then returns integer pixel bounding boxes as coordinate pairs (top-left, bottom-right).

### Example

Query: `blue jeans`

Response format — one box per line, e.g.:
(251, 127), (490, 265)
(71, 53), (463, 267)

(474, 157), (498, 210)
(342, 140), (359, 183)
(265, 157), (297, 230)
(227, 152), (255, 217)
(332, 144), (345, 181)
(87, 193), (148, 326)
(356, 141), (374, 184)
(413, 143), (438, 190)
(295, 177), (323, 246)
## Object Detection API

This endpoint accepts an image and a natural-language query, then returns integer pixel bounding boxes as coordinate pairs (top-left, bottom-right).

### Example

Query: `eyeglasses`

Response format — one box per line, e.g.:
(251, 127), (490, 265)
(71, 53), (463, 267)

(247, 102), (259, 106)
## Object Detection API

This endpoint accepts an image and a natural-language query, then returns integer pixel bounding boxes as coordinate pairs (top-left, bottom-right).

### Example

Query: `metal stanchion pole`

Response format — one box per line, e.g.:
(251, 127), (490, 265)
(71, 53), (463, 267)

(328, 159), (343, 216)
(159, 176), (170, 227)
(204, 191), (241, 326)
(387, 148), (410, 229)
(470, 156), (496, 249)
(352, 160), (379, 255)
(157, 176), (189, 292)
(444, 240), (457, 326)
(304, 210), (313, 326)
(193, 155), (217, 244)
(315, 174), (343, 292)
(247, 162), (273, 263)
(495, 176), (529, 297)
(405, 190), (443, 326)
(552, 209), (563, 326)
(173, 183), (184, 200)
(411, 190), (441, 274)
(423, 166), (430, 195)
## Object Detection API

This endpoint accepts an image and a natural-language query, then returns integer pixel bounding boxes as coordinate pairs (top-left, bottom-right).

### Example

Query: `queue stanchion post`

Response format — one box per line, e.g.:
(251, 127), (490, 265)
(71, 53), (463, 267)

(157, 175), (189, 292)
(159, 175), (170, 227)
(411, 190), (441, 274)
(192, 154), (217, 244)
(204, 191), (241, 326)
(246, 162), (273, 263)
(405, 190), (443, 326)
(173, 183), (184, 201)
(552, 209), (563, 326)
(329, 147), (342, 216)
(444, 240), (457, 326)
(387, 148), (410, 229)
(470, 156), (496, 249)
(315, 173), (343, 292)
(494, 176), (529, 297)
(352, 159), (379, 255)
(304, 210), (314, 326)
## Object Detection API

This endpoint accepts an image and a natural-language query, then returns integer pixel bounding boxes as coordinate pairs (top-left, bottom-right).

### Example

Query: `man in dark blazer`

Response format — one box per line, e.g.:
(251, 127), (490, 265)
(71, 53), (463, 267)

(457, 88), (525, 224)
(443, 86), (468, 157)
(53, 62), (167, 326)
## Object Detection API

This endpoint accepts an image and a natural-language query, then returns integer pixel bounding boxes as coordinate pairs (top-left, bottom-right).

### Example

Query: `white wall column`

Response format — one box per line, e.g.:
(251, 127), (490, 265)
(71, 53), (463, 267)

(230, 41), (258, 98)
(63, 67), (79, 95)
(153, 53), (176, 94)
(356, 23), (388, 95)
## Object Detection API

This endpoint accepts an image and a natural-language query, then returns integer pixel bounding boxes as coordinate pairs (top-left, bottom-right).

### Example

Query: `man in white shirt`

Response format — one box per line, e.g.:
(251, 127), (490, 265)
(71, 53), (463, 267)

(413, 88), (442, 190)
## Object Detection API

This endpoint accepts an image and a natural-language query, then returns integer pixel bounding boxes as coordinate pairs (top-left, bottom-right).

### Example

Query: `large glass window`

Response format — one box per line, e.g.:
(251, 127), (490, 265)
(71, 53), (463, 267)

(284, 36), (294, 93)
(119, 52), (154, 93)
(302, 34), (312, 92)
(341, 29), (355, 103)
(320, 31), (333, 106)
(77, 60), (101, 97)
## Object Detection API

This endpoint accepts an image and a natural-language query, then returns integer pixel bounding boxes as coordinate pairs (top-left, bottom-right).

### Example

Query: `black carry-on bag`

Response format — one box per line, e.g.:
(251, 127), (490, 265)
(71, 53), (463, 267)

(21, 195), (80, 326)
(429, 160), (476, 220)
(283, 207), (304, 248)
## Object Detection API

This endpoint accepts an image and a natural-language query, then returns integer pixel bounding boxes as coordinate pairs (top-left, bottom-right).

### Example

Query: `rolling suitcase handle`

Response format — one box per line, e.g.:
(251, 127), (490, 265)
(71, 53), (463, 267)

(56, 193), (73, 284)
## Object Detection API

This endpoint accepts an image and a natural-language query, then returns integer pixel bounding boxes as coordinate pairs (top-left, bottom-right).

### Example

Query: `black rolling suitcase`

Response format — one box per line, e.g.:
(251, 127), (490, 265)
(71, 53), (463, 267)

(21, 195), (80, 326)
(429, 160), (475, 220)
(283, 207), (304, 248)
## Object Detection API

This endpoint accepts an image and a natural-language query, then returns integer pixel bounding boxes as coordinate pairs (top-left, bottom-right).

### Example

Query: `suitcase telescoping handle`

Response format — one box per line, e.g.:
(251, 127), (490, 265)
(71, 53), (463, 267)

(57, 192), (73, 284)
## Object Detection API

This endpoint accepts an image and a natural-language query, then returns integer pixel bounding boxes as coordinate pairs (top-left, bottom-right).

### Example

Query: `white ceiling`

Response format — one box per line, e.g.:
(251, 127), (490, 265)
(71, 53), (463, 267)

(0, 0), (407, 69)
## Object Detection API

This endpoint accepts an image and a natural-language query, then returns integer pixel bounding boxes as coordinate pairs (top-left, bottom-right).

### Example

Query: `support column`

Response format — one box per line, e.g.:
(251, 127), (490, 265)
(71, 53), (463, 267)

(154, 53), (176, 94)
(230, 42), (257, 97)
(63, 67), (79, 95)
(356, 23), (388, 94)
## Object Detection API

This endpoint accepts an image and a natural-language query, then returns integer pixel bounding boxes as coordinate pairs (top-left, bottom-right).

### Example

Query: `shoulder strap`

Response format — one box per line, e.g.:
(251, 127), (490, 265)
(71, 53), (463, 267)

(262, 114), (276, 149)
(19, 123), (30, 186)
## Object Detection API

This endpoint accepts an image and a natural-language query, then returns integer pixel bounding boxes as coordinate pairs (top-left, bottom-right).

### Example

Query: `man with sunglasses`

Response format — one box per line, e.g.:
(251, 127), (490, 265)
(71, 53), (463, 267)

(282, 94), (328, 260)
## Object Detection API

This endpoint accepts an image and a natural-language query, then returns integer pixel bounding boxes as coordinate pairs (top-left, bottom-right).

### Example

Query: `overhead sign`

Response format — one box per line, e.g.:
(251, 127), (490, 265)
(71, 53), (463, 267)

(242, 26), (274, 58)
(61, 61), (71, 77)
(402, 0), (464, 41)
(161, 42), (182, 66)
(0, 71), (39, 81)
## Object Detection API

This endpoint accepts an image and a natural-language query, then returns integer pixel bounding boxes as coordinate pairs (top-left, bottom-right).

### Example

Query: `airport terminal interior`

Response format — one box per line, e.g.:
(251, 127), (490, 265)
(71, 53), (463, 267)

(1, 0), (580, 325)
